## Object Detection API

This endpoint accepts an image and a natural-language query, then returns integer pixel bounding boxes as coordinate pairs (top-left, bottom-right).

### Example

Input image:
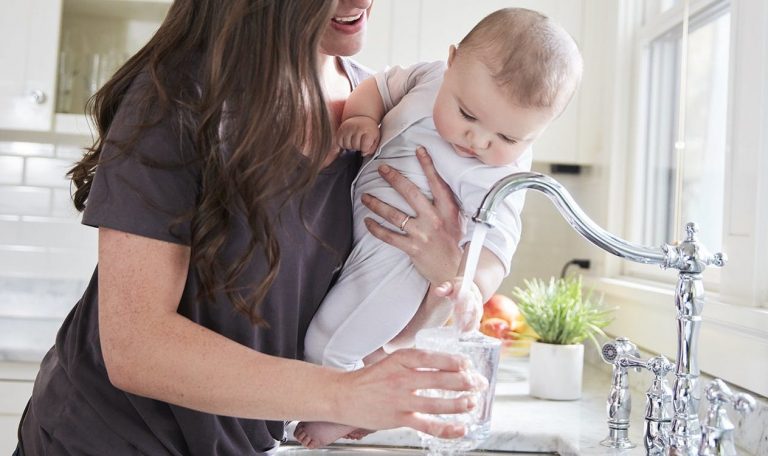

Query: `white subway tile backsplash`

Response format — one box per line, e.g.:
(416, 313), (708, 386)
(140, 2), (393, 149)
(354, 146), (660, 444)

(0, 157), (24, 185)
(0, 141), (54, 157)
(11, 220), (95, 249)
(24, 157), (72, 187)
(51, 188), (78, 218)
(0, 220), (21, 245)
(55, 144), (86, 160)
(0, 246), (96, 280)
(0, 186), (50, 216)
(46, 248), (98, 280)
(0, 277), (86, 319)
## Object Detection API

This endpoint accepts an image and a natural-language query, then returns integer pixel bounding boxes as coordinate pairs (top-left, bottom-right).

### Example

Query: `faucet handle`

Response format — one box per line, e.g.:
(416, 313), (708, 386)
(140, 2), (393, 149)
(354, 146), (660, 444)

(662, 222), (728, 272)
(699, 379), (757, 456)
(646, 355), (674, 378)
(706, 378), (756, 414)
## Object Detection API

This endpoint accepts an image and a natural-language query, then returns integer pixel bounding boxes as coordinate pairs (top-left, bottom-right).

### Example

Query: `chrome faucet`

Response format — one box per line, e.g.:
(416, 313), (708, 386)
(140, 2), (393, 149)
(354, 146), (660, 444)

(473, 172), (754, 455)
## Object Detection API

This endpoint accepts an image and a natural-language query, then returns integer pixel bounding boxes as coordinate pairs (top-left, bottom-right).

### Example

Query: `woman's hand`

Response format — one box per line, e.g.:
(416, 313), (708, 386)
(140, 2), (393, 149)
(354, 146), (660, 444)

(337, 348), (485, 438)
(363, 147), (464, 285)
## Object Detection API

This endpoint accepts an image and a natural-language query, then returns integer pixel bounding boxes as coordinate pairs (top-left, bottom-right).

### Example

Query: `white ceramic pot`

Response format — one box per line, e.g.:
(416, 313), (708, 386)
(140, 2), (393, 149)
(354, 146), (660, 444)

(528, 341), (584, 400)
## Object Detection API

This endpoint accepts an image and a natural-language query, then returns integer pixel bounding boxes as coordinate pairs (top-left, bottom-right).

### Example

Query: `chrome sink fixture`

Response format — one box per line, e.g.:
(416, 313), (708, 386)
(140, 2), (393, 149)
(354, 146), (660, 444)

(472, 172), (756, 456)
(276, 442), (557, 455)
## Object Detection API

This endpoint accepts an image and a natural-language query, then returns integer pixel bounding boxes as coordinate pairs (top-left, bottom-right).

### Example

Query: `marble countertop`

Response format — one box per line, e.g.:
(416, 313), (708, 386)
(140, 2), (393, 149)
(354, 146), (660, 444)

(301, 356), (767, 455)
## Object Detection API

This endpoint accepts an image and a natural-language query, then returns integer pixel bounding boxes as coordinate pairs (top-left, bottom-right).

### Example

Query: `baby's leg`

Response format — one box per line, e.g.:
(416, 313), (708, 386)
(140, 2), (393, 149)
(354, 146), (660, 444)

(362, 347), (387, 365)
(299, 238), (428, 448)
(294, 422), (358, 449)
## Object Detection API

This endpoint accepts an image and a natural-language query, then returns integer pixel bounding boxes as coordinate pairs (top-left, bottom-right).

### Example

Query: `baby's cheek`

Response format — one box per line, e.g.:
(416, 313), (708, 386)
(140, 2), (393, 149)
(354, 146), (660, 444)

(433, 111), (454, 143)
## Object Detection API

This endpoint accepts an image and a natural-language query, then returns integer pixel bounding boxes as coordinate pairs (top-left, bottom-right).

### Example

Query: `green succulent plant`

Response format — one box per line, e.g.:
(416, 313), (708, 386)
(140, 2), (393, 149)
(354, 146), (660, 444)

(512, 276), (613, 349)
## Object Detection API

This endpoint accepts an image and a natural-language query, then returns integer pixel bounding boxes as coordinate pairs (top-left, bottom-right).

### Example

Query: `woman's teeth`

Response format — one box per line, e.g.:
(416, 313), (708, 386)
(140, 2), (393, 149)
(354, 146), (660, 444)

(332, 12), (363, 24)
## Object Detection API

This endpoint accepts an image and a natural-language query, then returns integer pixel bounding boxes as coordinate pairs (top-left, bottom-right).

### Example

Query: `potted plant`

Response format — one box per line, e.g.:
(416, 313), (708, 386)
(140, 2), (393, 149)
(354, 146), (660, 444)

(512, 276), (613, 400)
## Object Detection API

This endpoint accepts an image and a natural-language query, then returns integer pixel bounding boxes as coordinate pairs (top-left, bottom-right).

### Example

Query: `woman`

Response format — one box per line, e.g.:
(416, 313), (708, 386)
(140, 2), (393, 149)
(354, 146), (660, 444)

(16, 1), (478, 454)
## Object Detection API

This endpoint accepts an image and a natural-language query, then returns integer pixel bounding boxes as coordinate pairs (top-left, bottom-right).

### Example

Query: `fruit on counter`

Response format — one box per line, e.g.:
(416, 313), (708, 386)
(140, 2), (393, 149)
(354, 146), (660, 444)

(482, 294), (523, 332)
(479, 317), (512, 339)
(479, 294), (539, 357)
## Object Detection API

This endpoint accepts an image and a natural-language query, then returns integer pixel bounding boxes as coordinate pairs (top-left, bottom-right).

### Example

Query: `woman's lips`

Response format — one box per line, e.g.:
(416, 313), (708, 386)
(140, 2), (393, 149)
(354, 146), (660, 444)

(330, 11), (366, 34)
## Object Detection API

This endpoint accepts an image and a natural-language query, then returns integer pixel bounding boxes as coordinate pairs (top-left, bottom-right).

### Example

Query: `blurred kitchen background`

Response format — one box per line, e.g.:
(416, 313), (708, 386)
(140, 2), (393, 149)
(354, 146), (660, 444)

(0, 0), (766, 452)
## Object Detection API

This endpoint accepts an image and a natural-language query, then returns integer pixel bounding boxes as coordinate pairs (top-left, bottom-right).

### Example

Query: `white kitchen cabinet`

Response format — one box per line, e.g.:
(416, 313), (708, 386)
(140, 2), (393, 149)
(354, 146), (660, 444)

(0, 0), (63, 132)
(355, 0), (597, 165)
(0, 0), (171, 135)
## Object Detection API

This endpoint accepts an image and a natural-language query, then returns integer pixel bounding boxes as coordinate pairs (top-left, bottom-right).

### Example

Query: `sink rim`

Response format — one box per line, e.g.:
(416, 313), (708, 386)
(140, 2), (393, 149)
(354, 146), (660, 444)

(275, 442), (559, 454)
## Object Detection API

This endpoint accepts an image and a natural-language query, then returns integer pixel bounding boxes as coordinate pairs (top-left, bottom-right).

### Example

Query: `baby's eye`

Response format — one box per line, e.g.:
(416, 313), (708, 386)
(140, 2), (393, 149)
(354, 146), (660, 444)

(459, 108), (476, 121)
(498, 134), (518, 144)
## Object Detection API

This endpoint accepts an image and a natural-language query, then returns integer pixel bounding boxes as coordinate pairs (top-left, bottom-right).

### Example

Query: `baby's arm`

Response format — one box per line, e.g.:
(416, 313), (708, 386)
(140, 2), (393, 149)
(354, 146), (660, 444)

(460, 245), (505, 303)
(337, 78), (386, 155)
(383, 245), (504, 352)
(443, 245), (504, 332)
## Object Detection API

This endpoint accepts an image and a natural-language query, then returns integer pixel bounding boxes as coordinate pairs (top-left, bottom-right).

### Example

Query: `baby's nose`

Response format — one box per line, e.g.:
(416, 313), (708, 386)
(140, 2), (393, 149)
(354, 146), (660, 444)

(466, 130), (490, 150)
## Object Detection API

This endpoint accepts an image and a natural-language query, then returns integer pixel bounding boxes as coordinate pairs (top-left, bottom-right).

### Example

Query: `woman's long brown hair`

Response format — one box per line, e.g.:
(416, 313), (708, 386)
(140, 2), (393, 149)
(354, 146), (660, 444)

(68, 0), (338, 325)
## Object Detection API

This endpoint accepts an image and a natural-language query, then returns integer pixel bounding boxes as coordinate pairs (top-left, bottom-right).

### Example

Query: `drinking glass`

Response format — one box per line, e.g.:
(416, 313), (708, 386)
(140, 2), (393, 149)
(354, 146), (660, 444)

(415, 327), (501, 454)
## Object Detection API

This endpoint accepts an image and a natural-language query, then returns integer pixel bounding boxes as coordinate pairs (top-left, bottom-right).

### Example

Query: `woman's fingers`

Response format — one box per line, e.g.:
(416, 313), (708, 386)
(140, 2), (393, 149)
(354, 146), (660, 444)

(363, 218), (413, 255)
(338, 348), (489, 440)
(377, 164), (433, 215)
(403, 415), (467, 439)
(408, 394), (478, 415)
(416, 147), (455, 212)
(361, 194), (411, 231)
(362, 149), (464, 284)
(409, 369), (483, 393)
(394, 348), (469, 372)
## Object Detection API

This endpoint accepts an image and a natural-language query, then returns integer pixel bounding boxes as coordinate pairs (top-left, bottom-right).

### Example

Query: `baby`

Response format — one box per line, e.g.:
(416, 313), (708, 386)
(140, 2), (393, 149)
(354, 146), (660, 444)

(295, 8), (582, 448)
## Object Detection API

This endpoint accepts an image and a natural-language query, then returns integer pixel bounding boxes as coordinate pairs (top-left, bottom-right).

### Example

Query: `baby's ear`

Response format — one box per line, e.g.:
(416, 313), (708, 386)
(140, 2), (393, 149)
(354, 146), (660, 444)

(447, 45), (458, 67)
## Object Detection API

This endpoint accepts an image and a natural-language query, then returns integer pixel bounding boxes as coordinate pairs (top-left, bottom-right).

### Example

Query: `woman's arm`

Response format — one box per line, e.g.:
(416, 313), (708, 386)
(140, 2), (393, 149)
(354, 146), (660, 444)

(98, 227), (477, 436)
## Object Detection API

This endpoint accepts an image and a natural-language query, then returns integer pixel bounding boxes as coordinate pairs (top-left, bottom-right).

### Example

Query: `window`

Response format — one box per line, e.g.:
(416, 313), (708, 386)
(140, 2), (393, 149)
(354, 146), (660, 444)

(643, 0), (682, 23)
(607, 0), (768, 396)
(629, 1), (730, 283)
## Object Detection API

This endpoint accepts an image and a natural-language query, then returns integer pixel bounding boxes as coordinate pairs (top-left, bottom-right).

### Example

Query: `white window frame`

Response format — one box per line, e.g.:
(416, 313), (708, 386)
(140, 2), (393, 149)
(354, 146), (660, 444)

(592, 0), (768, 397)
(624, 1), (729, 288)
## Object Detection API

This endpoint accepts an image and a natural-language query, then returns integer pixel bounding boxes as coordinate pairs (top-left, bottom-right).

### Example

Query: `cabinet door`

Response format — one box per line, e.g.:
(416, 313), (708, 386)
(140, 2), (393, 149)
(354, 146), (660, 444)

(0, 0), (62, 131)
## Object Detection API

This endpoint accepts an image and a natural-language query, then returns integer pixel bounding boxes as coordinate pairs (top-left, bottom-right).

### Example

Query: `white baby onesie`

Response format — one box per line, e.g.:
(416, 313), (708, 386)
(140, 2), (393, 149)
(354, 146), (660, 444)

(304, 61), (530, 370)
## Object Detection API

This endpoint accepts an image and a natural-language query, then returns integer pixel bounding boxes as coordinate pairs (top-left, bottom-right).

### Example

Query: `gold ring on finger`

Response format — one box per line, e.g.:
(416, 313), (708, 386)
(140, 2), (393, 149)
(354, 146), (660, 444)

(399, 215), (411, 233)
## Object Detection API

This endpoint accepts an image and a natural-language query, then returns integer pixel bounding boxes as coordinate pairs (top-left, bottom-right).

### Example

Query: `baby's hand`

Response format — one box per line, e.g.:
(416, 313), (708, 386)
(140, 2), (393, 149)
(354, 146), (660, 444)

(337, 116), (380, 156)
(434, 277), (483, 333)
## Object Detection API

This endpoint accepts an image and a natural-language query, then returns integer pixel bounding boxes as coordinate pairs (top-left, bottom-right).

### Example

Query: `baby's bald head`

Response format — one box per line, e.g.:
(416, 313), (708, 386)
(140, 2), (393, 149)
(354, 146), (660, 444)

(456, 8), (583, 116)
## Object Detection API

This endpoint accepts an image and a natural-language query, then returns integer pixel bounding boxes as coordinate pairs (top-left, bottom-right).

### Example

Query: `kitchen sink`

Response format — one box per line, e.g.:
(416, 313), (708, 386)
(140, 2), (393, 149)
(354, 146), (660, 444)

(276, 443), (558, 454)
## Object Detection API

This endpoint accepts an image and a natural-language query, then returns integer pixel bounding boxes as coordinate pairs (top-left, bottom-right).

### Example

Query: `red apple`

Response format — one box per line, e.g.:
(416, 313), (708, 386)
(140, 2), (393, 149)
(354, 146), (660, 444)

(480, 317), (511, 339)
(483, 294), (520, 327)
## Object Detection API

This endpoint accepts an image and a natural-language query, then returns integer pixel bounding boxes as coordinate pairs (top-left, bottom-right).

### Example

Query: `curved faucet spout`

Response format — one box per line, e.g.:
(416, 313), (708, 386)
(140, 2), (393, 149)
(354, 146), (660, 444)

(472, 172), (668, 266)
(477, 172), (736, 455)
